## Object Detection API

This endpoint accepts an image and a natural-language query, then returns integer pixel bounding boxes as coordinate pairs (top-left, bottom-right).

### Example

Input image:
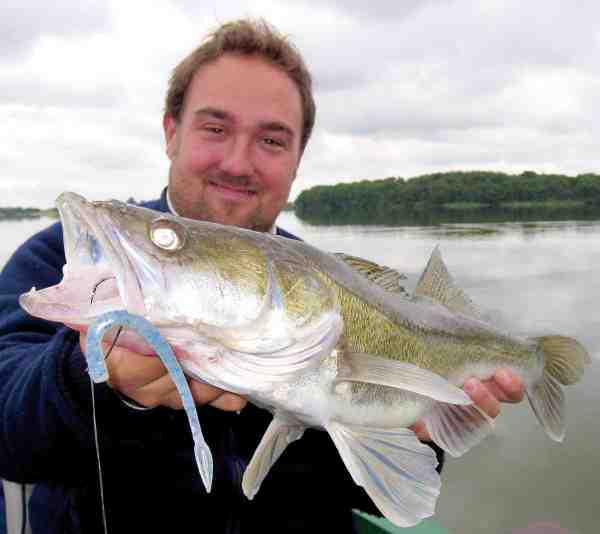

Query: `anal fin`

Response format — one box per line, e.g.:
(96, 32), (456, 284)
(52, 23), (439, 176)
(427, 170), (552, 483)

(242, 415), (306, 500)
(326, 422), (440, 528)
(422, 402), (494, 457)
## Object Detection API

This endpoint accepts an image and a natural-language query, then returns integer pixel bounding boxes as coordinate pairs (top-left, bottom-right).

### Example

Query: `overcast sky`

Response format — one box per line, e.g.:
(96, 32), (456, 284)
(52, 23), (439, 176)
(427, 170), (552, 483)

(1, 0), (599, 208)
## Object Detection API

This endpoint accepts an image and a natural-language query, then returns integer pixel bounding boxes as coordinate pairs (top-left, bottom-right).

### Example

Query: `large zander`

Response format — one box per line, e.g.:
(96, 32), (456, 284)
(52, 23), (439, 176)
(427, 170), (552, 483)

(20, 192), (590, 527)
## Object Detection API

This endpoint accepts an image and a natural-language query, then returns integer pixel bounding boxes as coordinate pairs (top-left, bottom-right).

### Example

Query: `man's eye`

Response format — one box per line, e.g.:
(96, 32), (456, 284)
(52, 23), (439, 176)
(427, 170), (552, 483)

(263, 137), (285, 148)
(198, 123), (225, 135)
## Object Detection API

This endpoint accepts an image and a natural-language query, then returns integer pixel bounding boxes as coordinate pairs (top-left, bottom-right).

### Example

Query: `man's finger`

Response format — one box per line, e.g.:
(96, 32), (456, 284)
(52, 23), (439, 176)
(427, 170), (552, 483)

(464, 378), (501, 419)
(102, 346), (167, 388)
(410, 420), (430, 442)
(161, 389), (184, 410)
(162, 384), (248, 412)
(491, 368), (525, 403)
(121, 373), (179, 408)
(476, 369), (524, 403)
(188, 379), (248, 411)
(209, 393), (248, 412)
(189, 380), (235, 407)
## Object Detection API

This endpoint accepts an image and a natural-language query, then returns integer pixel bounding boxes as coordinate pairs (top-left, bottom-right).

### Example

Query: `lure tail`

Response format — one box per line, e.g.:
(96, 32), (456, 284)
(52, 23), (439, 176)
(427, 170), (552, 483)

(85, 310), (214, 492)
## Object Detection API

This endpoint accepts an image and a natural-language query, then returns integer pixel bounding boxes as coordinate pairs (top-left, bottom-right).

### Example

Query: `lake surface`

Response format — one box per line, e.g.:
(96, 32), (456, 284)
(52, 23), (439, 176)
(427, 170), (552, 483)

(2, 214), (598, 534)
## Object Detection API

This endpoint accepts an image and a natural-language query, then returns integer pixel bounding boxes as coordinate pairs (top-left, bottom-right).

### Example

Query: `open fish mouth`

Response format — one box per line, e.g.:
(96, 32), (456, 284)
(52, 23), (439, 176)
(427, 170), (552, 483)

(19, 192), (145, 326)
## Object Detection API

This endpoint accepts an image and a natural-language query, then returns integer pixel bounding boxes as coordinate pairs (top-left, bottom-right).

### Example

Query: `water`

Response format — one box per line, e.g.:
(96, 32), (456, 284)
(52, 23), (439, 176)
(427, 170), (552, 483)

(2, 214), (598, 534)
(0, 217), (58, 269)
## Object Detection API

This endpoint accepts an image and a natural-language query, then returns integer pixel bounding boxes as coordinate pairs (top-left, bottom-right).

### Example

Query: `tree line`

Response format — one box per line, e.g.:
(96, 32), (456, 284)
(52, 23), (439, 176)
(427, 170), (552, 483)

(294, 170), (600, 219)
(0, 207), (59, 220)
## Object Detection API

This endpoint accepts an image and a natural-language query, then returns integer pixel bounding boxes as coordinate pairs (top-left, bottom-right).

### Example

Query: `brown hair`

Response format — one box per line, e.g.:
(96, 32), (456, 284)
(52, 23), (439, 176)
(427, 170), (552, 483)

(165, 18), (315, 152)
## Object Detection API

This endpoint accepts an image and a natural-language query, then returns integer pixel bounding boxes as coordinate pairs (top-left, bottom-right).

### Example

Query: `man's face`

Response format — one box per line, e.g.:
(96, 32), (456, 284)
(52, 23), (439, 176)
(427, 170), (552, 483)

(164, 53), (303, 231)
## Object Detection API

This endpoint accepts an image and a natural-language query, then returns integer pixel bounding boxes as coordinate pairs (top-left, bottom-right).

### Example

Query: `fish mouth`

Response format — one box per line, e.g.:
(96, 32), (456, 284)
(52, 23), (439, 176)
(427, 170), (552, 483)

(19, 192), (145, 326)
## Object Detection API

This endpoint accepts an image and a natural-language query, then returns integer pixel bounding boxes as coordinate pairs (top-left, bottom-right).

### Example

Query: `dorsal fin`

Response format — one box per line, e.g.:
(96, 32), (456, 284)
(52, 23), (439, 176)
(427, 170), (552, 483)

(334, 253), (409, 296)
(414, 246), (482, 319)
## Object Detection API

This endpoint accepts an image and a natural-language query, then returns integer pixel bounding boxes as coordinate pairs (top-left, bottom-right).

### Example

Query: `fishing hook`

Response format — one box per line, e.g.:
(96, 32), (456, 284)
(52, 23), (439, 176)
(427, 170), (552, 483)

(89, 277), (122, 360)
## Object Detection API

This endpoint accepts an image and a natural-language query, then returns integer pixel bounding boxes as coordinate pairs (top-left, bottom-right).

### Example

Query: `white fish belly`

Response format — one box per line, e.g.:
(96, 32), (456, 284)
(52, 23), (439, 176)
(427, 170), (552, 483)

(257, 368), (430, 430)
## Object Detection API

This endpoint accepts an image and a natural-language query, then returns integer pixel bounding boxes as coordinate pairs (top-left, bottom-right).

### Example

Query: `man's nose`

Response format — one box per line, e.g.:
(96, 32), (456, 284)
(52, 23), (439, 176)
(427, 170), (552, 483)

(218, 137), (254, 177)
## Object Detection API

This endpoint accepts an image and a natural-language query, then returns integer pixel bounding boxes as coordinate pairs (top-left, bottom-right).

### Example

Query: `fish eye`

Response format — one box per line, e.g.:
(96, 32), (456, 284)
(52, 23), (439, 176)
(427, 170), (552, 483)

(150, 219), (185, 251)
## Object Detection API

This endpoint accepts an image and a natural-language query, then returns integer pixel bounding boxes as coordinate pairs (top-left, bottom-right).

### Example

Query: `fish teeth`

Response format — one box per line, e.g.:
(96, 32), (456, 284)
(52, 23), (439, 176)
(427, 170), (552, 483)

(29, 286), (36, 293)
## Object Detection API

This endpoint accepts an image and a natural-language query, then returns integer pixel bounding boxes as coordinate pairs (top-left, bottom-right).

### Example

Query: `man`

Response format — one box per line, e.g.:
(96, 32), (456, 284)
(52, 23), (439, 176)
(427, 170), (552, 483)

(0, 19), (523, 533)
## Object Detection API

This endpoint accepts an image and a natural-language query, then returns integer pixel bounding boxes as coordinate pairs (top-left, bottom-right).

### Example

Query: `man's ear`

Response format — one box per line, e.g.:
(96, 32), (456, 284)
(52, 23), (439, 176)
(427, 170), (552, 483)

(163, 112), (178, 159)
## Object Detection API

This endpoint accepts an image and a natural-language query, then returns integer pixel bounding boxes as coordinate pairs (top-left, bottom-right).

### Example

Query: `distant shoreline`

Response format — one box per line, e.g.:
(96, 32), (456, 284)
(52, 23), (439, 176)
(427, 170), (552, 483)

(0, 207), (59, 220)
(437, 200), (586, 210)
(293, 170), (600, 223)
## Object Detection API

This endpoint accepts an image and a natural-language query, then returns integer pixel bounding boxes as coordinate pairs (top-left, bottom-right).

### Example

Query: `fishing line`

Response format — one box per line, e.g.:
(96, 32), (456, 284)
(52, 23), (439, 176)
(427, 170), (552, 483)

(90, 378), (108, 534)
(89, 279), (123, 534)
(89, 325), (123, 534)
(90, 277), (115, 305)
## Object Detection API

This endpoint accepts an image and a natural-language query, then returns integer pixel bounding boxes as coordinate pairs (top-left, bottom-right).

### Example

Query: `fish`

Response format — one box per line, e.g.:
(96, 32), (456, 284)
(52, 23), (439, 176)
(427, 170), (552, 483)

(20, 192), (590, 527)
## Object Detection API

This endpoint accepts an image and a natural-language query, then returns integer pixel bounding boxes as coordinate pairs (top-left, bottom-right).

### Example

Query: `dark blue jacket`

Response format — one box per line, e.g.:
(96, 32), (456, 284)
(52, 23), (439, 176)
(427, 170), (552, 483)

(0, 189), (442, 533)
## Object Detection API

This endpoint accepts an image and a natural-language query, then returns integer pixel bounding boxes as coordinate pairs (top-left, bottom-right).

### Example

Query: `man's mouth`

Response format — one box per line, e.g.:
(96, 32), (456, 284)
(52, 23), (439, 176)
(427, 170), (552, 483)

(208, 179), (258, 200)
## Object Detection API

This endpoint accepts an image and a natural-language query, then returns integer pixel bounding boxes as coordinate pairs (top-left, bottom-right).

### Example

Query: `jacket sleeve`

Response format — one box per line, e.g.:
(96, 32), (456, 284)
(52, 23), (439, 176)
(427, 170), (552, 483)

(0, 223), (177, 484)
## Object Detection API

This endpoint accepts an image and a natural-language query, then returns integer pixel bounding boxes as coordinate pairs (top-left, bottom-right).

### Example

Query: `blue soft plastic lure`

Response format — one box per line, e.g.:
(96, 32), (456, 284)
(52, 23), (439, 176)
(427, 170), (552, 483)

(85, 309), (213, 492)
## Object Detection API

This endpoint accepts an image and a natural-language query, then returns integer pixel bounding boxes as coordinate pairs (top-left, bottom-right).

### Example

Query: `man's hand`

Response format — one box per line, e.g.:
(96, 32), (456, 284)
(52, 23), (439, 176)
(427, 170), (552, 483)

(79, 332), (248, 412)
(411, 368), (525, 441)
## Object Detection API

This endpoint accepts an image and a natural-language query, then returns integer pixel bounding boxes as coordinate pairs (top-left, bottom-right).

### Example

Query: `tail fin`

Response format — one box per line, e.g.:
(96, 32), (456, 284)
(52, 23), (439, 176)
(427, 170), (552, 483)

(526, 336), (590, 442)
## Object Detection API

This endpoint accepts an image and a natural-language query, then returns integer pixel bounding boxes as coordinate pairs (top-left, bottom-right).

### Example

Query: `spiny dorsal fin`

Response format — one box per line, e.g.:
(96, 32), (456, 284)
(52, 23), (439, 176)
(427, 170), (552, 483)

(414, 246), (482, 320)
(334, 253), (409, 296)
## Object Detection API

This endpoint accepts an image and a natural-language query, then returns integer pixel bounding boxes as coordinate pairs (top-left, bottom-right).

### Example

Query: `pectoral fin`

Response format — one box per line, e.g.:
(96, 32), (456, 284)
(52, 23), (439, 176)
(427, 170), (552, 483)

(242, 416), (306, 500)
(326, 422), (440, 527)
(337, 352), (472, 405)
(422, 402), (494, 457)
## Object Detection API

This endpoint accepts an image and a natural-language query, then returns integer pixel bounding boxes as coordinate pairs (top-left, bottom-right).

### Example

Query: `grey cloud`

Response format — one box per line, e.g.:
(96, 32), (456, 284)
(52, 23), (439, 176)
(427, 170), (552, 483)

(0, 73), (121, 109)
(299, 0), (600, 97)
(57, 113), (165, 173)
(312, 67), (367, 93)
(292, 0), (444, 22)
(0, 104), (166, 199)
(73, 143), (154, 173)
(309, 5), (600, 140)
(316, 80), (503, 139)
(1, 0), (111, 59)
